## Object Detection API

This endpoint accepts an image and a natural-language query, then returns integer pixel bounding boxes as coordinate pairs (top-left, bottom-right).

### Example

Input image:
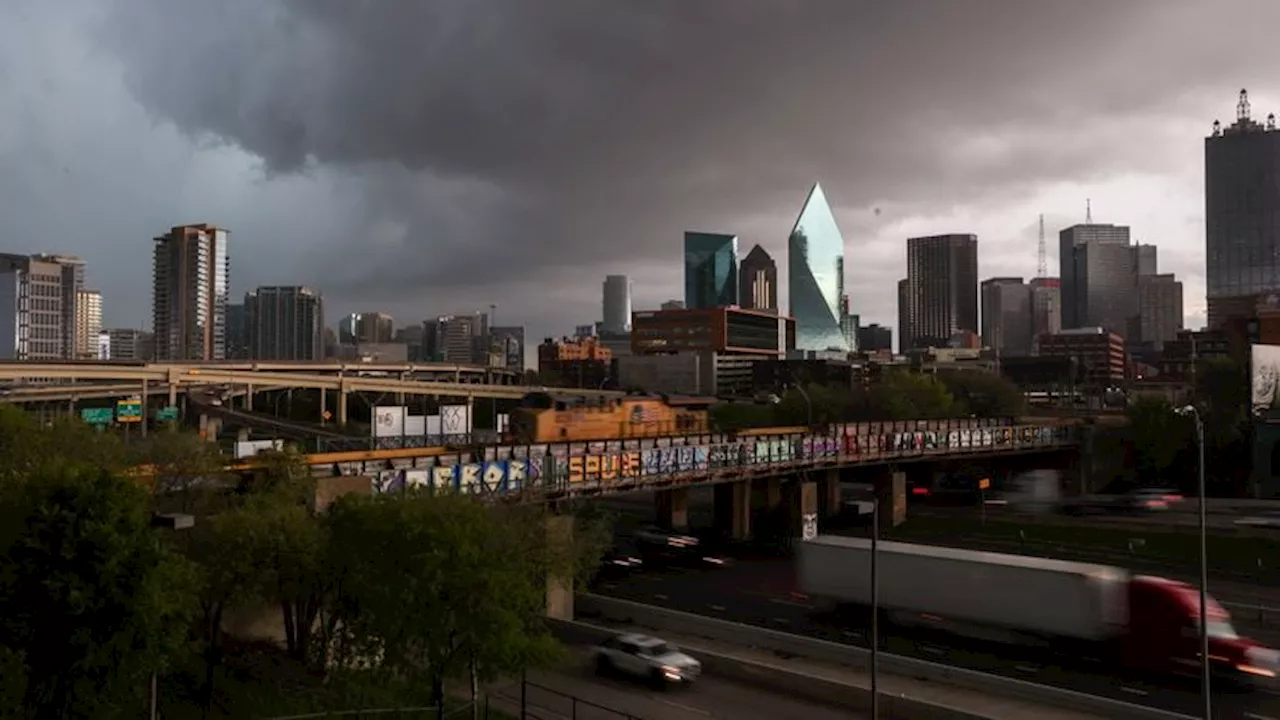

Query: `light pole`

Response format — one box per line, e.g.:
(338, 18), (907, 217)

(150, 512), (195, 720)
(1174, 404), (1211, 719)
(869, 489), (879, 719)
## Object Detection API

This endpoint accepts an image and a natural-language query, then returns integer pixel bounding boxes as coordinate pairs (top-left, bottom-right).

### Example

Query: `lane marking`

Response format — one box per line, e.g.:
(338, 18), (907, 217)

(1120, 686), (1148, 696)
(1015, 664), (1039, 673)
(653, 697), (713, 716)
(920, 646), (945, 656)
(654, 593), (669, 601)
(768, 598), (814, 609)
(709, 604), (726, 612)
(1244, 713), (1279, 720)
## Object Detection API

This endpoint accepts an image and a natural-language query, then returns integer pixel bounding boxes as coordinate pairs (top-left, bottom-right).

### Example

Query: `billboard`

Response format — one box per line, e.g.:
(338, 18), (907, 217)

(1253, 344), (1280, 416)
(372, 406), (408, 438)
(440, 405), (471, 435)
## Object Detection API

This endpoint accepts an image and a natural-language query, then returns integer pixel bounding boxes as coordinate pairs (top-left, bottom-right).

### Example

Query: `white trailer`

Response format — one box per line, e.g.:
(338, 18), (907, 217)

(797, 535), (1129, 642)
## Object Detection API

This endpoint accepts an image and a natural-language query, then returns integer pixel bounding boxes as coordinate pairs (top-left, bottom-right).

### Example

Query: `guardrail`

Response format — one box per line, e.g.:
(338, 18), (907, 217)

(574, 594), (1194, 720)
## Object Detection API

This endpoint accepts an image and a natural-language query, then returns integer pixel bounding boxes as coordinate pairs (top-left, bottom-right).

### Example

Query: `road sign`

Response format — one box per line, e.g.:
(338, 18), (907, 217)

(322, 410), (332, 421)
(116, 398), (142, 423)
(80, 408), (113, 425)
(155, 406), (179, 422)
(978, 478), (991, 491)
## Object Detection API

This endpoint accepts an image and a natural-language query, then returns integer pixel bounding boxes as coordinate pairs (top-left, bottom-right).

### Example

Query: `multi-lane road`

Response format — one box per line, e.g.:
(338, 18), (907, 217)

(486, 648), (865, 720)
(594, 490), (1280, 720)
(591, 558), (1280, 719)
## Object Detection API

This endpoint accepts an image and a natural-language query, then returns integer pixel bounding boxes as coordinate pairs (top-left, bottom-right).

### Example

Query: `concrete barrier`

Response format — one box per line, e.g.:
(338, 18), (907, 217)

(548, 618), (988, 720)
(576, 594), (1194, 720)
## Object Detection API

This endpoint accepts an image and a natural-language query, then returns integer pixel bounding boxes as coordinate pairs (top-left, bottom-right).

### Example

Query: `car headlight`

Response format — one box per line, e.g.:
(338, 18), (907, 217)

(660, 664), (682, 679)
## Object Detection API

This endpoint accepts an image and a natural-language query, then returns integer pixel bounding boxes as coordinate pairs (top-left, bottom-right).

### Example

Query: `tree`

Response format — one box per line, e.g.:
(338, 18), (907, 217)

(0, 464), (195, 719)
(0, 407), (127, 489)
(140, 428), (231, 516)
(324, 492), (602, 718)
(1125, 396), (1194, 486)
(935, 370), (1026, 417)
(865, 371), (959, 420)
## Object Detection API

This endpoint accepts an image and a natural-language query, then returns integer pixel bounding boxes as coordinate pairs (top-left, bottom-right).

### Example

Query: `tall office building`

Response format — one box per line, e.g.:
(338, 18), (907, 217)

(103, 329), (154, 361)
(1136, 274), (1184, 351)
(225, 302), (249, 359)
(74, 290), (102, 359)
(152, 224), (229, 361)
(684, 232), (739, 309)
(739, 244), (778, 313)
(601, 275), (632, 334)
(1059, 223), (1165, 341)
(339, 312), (395, 345)
(980, 278), (1033, 357)
(490, 326), (527, 370)
(788, 183), (850, 352)
(901, 234), (979, 350)
(244, 286), (325, 360)
(897, 278), (910, 353)
(1206, 90), (1280, 327)
(0, 254), (71, 360)
(37, 255), (85, 358)
(1029, 277), (1062, 348)
(424, 312), (489, 364)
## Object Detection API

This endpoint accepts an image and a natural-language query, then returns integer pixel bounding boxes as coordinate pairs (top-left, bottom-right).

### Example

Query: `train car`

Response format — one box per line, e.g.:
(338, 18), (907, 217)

(509, 392), (713, 443)
(734, 425), (812, 438)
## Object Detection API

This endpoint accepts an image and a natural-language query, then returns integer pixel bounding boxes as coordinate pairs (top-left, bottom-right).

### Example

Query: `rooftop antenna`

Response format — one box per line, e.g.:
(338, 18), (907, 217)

(1037, 213), (1047, 278)
(1239, 88), (1251, 123)
(1086, 199), (1093, 224)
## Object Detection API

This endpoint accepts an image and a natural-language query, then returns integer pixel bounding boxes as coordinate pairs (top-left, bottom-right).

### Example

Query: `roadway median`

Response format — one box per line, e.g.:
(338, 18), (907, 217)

(572, 594), (1192, 720)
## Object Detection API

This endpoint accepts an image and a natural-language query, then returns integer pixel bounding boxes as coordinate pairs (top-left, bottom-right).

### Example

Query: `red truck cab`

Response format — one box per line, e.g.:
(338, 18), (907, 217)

(1124, 575), (1278, 686)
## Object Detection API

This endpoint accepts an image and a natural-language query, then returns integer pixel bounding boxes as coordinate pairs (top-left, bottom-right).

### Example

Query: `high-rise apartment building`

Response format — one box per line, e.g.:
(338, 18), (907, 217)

(980, 277), (1033, 357)
(423, 312), (489, 364)
(339, 312), (395, 345)
(0, 254), (69, 360)
(739, 245), (778, 313)
(602, 275), (632, 334)
(900, 234), (979, 351)
(244, 286), (325, 360)
(684, 232), (739, 309)
(897, 278), (910, 353)
(788, 183), (850, 352)
(489, 326), (526, 370)
(225, 303), (249, 359)
(152, 224), (229, 361)
(74, 290), (102, 359)
(1205, 90), (1280, 327)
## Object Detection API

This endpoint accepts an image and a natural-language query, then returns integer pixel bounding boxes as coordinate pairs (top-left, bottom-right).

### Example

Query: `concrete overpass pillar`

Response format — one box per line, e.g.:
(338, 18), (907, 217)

(338, 391), (348, 426)
(167, 384), (177, 408)
(244, 384), (254, 411)
(655, 488), (689, 530)
(788, 480), (819, 541)
(545, 514), (574, 621)
(871, 467), (907, 528)
(820, 469), (842, 517)
(713, 481), (750, 541)
(319, 389), (327, 425)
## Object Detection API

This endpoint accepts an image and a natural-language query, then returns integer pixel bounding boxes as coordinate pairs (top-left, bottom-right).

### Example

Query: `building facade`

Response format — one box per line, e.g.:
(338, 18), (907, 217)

(423, 312), (489, 364)
(1205, 90), (1280, 327)
(104, 328), (154, 361)
(980, 277), (1033, 357)
(489, 326), (526, 370)
(601, 275), (632, 335)
(631, 306), (794, 357)
(538, 336), (613, 388)
(1037, 327), (1127, 385)
(152, 223), (229, 361)
(738, 244), (778, 313)
(340, 312), (395, 345)
(684, 232), (739, 309)
(1136, 274), (1184, 351)
(1029, 277), (1062, 349)
(856, 323), (893, 352)
(74, 290), (102, 359)
(1058, 223), (1134, 333)
(0, 255), (68, 360)
(900, 234), (979, 351)
(244, 286), (325, 360)
(788, 182), (850, 352)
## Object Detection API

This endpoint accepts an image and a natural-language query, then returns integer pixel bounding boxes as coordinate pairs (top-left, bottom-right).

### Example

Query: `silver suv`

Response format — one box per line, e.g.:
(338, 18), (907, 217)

(594, 633), (701, 687)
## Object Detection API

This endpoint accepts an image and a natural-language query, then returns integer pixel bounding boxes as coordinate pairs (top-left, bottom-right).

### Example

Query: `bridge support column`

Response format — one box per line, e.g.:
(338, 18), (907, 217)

(787, 480), (818, 541)
(752, 477), (782, 512)
(655, 488), (689, 530)
(713, 481), (750, 541)
(545, 514), (574, 621)
(867, 467), (907, 528)
(319, 390), (327, 425)
(819, 469), (842, 518)
(244, 384), (254, 411)
(338, 391), (348, 426)
(167, 383), (177, 408)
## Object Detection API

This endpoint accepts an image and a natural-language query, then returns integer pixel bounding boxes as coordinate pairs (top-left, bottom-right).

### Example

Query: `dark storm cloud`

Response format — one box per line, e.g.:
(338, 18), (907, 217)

(101, 0), (1217, 298)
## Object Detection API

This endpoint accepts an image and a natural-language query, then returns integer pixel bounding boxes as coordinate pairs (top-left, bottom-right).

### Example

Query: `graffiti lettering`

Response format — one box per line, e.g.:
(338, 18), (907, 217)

(567, 452), (643, 484)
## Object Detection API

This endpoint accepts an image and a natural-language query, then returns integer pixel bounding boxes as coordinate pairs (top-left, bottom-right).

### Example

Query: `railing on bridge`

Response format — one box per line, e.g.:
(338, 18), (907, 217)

(333, 422), (1078, 501)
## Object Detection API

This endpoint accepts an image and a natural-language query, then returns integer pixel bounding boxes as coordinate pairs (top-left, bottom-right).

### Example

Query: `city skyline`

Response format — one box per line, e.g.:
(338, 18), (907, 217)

(5, 2), (1280, 346)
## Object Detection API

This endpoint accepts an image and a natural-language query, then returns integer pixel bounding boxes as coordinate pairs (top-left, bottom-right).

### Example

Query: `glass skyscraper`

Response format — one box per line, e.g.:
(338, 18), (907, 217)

(788, 183), (850, 351)
(684, 232), (739, 309)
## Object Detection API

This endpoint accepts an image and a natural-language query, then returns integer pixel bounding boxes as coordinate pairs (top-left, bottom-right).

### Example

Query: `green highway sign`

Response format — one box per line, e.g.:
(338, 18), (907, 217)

(116, 398), (142, 423)
(155, 406), (179, 422)
(80, 408), (114, 425)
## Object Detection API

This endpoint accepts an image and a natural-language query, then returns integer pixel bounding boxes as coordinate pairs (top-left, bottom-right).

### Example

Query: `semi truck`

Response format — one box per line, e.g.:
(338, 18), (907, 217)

(797, 535), (1279, 684)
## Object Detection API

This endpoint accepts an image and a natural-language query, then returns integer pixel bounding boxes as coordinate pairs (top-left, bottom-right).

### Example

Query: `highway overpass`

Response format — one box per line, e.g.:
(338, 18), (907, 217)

(0, 362), (623, 424)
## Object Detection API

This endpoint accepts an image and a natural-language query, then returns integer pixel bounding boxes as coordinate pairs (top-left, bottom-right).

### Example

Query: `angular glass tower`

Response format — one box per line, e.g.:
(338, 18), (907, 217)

(684, 232), (739, 309)
(788, 183), (850, 351)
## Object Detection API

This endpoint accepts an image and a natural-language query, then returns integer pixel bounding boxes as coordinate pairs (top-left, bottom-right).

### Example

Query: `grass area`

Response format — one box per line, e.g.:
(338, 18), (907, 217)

(888, 514), (1280, 583)
(160, 640), (516, 720)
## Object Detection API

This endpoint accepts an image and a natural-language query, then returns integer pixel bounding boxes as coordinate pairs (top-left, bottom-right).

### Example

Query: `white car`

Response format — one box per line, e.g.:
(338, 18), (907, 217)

(594, 633), (701, 687)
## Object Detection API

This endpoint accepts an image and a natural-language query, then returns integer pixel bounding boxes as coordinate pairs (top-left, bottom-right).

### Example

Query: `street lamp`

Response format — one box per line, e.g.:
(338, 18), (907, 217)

(1174, 404), (1211, 720)
(149, 512), (195, 720)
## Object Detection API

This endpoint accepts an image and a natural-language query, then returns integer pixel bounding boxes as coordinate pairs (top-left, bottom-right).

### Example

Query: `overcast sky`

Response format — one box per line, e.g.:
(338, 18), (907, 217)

(3, 0), (1279, 351)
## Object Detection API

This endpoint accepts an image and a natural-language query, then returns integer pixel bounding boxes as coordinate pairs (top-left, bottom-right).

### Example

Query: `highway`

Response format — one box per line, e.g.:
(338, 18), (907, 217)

(590, 559), (1280, 719)
(595, 492), (1280, 719)
(487, 647), (864, 720)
